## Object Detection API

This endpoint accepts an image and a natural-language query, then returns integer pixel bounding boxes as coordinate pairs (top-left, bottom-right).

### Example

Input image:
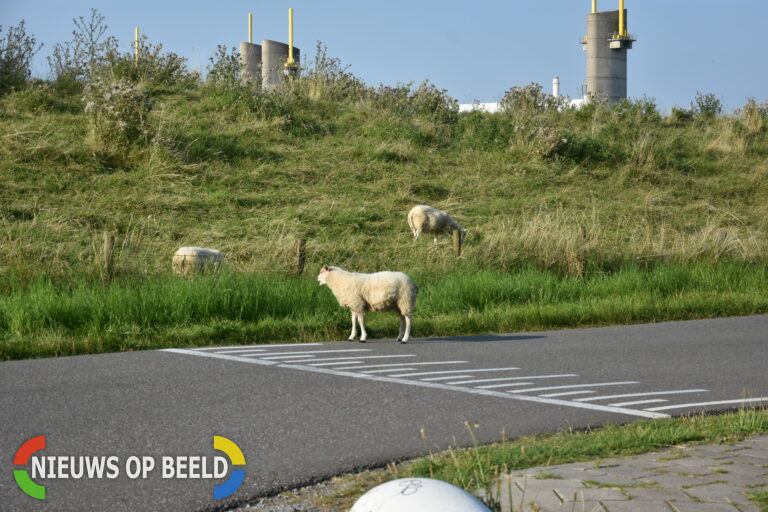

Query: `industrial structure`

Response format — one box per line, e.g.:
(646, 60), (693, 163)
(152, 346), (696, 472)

(458, 1), (635, 112)
(239, 8), (301, 89)
(581, 0), (635, 104)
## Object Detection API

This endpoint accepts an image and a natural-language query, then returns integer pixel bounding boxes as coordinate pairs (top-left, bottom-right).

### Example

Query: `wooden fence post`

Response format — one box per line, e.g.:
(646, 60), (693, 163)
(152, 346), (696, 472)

(452, 230), (462, 257)
(103, 231), (115, 280)
(296, 238), (306, 274)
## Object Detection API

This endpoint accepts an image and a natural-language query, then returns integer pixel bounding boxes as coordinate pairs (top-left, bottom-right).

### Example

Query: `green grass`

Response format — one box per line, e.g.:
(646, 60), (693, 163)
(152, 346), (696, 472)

(749, 490), (768, 511)
(1, 262), (766, 360)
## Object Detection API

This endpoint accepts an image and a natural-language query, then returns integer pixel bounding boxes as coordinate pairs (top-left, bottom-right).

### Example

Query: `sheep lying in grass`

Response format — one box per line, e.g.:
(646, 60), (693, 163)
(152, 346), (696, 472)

(317, 266), (418, 343)
(172, 247), (224, 277)
(407, 205), (466, 243)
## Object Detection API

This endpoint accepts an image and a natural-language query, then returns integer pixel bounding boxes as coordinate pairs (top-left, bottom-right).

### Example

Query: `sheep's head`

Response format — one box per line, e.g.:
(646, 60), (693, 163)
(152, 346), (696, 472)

(317, 265), (331, 285)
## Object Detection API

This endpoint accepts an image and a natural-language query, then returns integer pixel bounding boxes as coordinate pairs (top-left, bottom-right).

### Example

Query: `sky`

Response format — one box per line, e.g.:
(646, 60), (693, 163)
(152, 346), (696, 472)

(3, 0), (768, 112)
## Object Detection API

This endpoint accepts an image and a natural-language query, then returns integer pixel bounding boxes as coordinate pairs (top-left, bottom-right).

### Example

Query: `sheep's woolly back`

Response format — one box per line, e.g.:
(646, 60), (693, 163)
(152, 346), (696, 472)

(323, 267), (417, 315)
(172, 247), (224, 276)
(407, 205), (464, 237)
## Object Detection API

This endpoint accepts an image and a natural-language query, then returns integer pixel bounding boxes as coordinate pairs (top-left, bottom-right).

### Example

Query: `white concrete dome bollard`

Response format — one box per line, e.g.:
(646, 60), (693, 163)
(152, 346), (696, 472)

(350, 477), (492, 512)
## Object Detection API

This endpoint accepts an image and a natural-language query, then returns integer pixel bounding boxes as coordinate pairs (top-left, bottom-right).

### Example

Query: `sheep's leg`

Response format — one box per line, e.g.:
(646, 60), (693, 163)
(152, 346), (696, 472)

(348, 311), (358, 341)
(357, 312), (368, 342)
(397, 314), (406, 342)
(400, 315), (412, 343)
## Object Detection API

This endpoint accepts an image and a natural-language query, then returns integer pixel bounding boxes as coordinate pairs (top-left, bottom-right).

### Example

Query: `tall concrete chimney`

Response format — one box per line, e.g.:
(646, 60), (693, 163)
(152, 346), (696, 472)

(581, 1), (635, 104)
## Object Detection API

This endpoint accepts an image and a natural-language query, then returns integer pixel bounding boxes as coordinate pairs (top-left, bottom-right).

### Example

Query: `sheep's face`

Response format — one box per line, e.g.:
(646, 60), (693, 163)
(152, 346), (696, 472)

(317, 266), (330, 286)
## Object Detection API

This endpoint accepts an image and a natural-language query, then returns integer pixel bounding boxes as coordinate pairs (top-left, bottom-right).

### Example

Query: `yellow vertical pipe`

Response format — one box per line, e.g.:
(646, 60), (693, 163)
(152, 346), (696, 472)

(287, 8), (294, 64)
(592, 0), (597, 13)
(134, 27), (139, 63)
(248, 13), (252, 44)
(619, 0), (626, 36)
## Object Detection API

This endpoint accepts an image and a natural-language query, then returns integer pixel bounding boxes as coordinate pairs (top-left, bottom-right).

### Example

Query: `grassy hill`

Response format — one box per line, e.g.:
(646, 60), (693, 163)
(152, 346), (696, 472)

(1, 48), (767, 359)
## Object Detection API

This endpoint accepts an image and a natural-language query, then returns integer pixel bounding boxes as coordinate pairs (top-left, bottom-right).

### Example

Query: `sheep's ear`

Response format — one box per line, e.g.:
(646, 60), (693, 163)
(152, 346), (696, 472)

(322, 265), (329, 271)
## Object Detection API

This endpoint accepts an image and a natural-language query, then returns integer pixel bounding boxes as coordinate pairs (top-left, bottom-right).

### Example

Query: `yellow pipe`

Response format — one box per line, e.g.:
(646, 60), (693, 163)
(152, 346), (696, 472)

(287, 8), (295, 65)
(618, 0), (626, 36)
(248, 13), (252, 44)
(592, 0), (597, 13)
(134, 27), (139, 63)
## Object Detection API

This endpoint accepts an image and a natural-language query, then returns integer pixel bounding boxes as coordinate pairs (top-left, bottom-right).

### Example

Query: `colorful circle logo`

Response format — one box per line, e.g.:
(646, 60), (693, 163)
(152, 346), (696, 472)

(14, 436), (46, 499)
(213, 436), (246, 499)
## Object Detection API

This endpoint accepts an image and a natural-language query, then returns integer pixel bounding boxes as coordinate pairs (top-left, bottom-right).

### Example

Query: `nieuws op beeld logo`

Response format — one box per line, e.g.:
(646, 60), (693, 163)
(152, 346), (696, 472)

(13, 435), (246, 500)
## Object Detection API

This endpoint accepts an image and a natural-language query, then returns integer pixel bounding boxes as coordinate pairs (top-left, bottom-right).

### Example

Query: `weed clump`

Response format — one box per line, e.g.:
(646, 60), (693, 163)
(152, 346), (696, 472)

(0, 20), (41, 94)
(83, 79), (153, 160)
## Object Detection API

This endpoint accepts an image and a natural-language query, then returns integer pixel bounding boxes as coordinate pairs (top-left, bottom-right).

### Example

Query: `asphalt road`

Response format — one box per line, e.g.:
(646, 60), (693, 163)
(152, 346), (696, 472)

(2, 315), (767, 511)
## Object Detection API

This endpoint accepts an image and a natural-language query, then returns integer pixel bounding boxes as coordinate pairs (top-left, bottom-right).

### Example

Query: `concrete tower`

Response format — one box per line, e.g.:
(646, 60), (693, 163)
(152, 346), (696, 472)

(239, 42), (262, 84)
(581, 0), (635, 104)
(261, 40), (301, 90)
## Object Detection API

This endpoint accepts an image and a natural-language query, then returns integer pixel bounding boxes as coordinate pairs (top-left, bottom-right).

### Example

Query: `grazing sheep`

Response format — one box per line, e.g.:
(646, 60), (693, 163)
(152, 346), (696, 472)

(317, 266), (418, 343)
(407, 205), (466, 243)
(172, 247), (224, 277)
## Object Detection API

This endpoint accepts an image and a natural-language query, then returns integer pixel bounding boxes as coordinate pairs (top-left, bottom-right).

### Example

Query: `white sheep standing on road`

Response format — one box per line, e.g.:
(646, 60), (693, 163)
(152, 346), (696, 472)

(407, 205), (466, 243)
(317, 266), (418, 343)
(172, 247), (224, 276)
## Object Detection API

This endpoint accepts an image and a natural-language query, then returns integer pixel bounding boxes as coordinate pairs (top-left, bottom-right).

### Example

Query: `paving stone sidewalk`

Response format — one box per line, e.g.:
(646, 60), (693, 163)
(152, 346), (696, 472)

(491, 435), (768, 512)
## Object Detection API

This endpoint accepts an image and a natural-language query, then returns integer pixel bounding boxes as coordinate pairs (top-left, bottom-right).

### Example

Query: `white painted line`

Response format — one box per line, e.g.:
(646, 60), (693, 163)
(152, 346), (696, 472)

(192, 346), (263, 351)
(361, 368), (416, 374)
(343, 361), (467, 371)
(255, 355), (319, 360)
(574, 390), (708, 402)
(447, 374), (578, 385)
(215, 349), (267, 354)
(390, 368), (520, 378)
(539, 391), (595, 398)
(162, 348), (669, 419)
(162, 349), (277, 365)
(646, 398), (768, 412)
(476, 382), (533, 389)
(286, 355), (416, 364)
(420, 375), (474, 382)
(254, 349), (371, 358)
(609, 399), (667, 407)
(191, 343), (323, 351)
(308, 361), (364, 367)
(509, 382), (639, 394)
(254, 348), (372, 357)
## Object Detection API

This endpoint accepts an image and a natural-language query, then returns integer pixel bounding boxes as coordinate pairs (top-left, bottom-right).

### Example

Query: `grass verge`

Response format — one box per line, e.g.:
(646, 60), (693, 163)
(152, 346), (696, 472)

(1, 262), (766, 360)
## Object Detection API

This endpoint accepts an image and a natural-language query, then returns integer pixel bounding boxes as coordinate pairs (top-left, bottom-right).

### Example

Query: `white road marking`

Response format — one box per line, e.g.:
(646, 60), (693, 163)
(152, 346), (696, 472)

(646, 398), (768, 412)
(447, 374), (578, 385)
(215, 349), (267, 354)
(539, 391), (596, 398)
(338, 361), (467, 371)
(420, 375), (475, 381)
(192, 343), (323, 351)
(163, 350), (277, 365)
(253, 349), (371, 358)
(308, 361), (365, 367)
(390, 368), (520, 377)
(574, 390), (708, 402)
(257, 355), (320, 360)
(362, 368), (417, 374)
(509, 382), (639, 394)
(286, 355), (416, 364)
(161, 349), (668, 419)
(476, 382), (534, 389)
(609, 399), (667, 407)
